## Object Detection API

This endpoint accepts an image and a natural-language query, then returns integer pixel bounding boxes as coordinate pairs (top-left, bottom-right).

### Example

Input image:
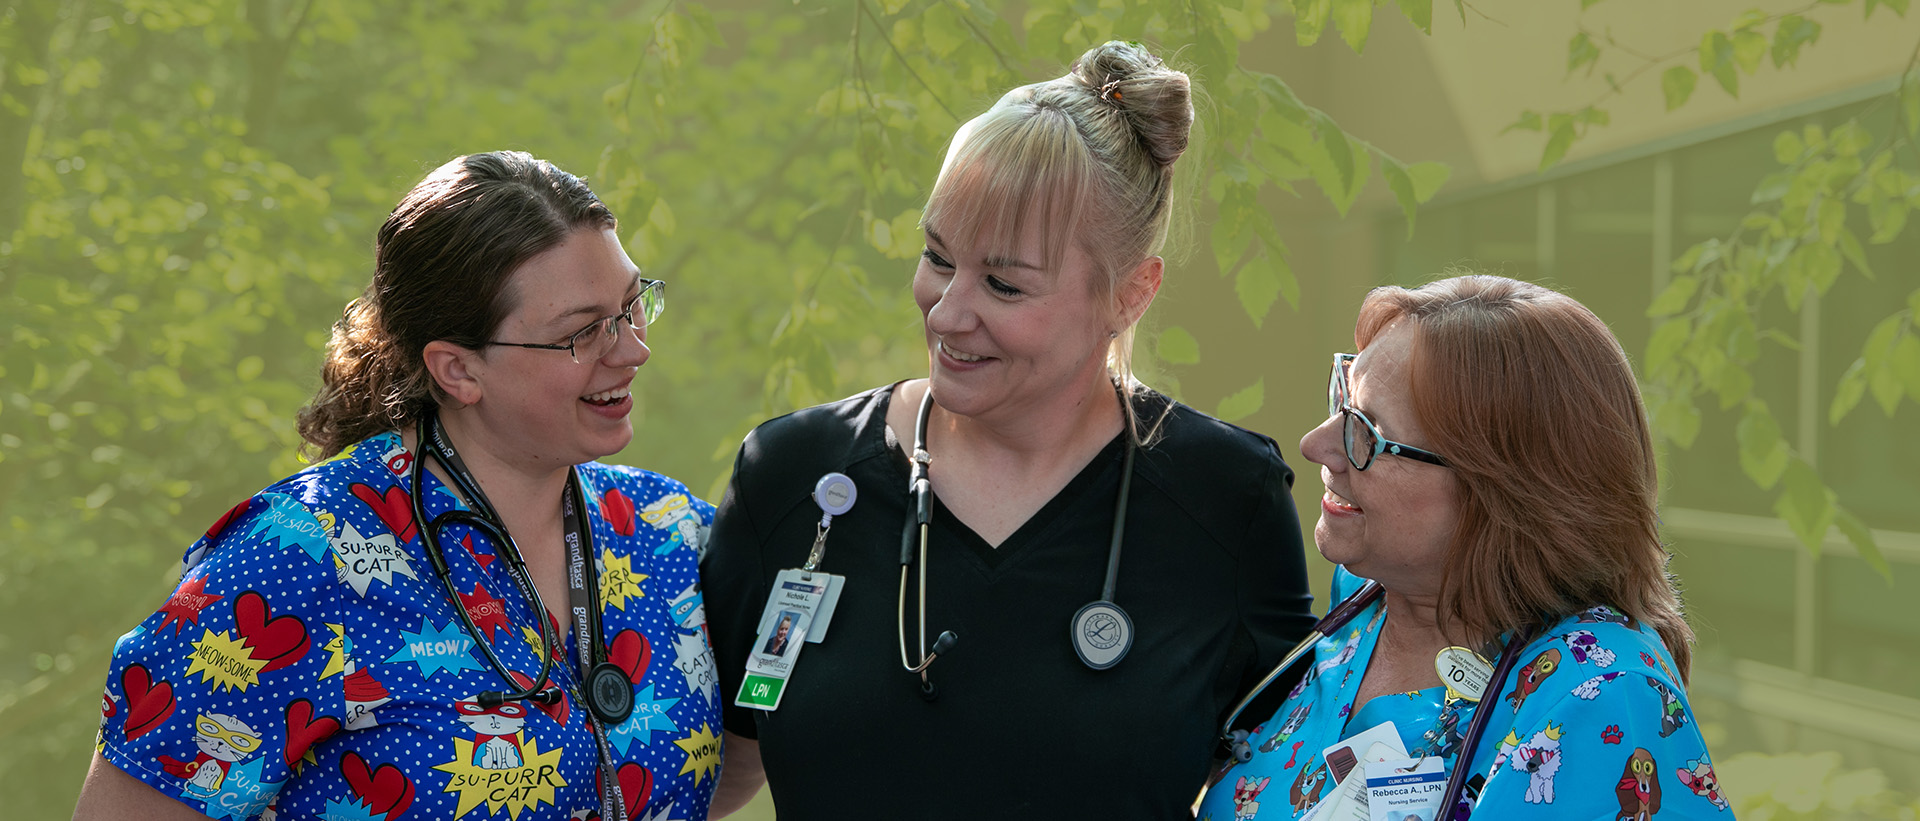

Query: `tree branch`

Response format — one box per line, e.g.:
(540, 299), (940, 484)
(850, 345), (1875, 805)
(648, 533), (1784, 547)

(857, 0), (958, 122)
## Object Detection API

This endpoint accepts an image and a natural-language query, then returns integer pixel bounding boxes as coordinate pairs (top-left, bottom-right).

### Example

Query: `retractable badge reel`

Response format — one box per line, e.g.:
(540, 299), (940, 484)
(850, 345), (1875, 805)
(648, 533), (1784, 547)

(734, 473), (853, 711)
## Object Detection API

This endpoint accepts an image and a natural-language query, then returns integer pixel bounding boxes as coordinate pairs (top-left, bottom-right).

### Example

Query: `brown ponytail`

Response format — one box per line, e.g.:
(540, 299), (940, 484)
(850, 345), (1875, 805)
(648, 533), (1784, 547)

(295, 151), (617, 459)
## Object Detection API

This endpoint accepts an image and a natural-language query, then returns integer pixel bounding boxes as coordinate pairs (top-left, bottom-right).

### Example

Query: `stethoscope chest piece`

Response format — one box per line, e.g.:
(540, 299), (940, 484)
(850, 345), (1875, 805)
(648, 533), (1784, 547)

(586, 662), (634, 725)
(1070, 599), (1133, 670)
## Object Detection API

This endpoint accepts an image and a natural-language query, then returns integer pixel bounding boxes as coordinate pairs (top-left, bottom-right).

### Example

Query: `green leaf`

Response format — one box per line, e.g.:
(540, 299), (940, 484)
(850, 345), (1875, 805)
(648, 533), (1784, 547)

(1215, 378), (1266, 422)
(1157, 326), (1201, 365)
(1333, 0), (1374, 53)
(1761, 328), (1803, 351)
(1771, 15), (1822, 69)
(1895, 334), (1920, 403)
(1750, 171), (1791, 204)
(1567, 31), (1600, 77)
(1646, 318), (1692, 373)
(1654, 394), (1702, 448)
(1715, 364), (1753, 410)
(1407, 162), (1450, 201)
(1773, 458), (1835, 553)
(1385, 161), (1419, 237)
(1835, 507), (1894, 583)
(1396, 0), (1433, 34)
(1294, 0), (1332, 46)
(1502, 110), (1543, 134)
(1541, 118), (1576, 172)
(1773, 130), (1805, 164)
(921, 3), (966, 57)
(1730, 9), (1770, 30)
(1736, 401), (1791, 489)
(1732, 29), (1767, 74)
(1236, 256), (1284, 328)
(1699, 30), (1738, 97)
(1646, 275), (1699, 317)
(1661, 66), (1697, 111)
(1830, 358), (1869, 424)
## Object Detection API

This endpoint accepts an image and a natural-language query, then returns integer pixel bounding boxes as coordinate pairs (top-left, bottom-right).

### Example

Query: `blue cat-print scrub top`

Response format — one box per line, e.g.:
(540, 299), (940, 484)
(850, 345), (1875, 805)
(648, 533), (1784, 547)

(1200, 568), (1729, 820)
(96, 433), (723, 821)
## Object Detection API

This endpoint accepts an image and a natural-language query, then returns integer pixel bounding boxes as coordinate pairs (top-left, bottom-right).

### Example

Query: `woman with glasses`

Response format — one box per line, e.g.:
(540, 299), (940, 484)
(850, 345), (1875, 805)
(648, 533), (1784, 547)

(700, 42), (1316, 818)
(1200, 275), (1719, 820)
(75, 152), (742, 821)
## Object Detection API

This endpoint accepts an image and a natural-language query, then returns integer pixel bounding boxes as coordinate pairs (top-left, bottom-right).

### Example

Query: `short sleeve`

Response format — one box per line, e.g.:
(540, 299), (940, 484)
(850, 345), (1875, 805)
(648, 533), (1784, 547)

(1226, 442), (1317, 729)
(1477, 668), (1727, 820)
(701, 431), (772, 740)
(97, 491), (347, 819)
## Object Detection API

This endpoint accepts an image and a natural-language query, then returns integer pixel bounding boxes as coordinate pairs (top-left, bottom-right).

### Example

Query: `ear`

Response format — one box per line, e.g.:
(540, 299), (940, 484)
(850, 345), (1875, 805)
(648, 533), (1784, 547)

(422, 340), (485, 407)
(1114, 255), (1163, 329)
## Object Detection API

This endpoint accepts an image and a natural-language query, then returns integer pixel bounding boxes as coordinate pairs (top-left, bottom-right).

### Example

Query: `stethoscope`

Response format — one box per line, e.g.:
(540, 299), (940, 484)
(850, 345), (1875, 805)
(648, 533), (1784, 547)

(1213, 580), (1535, 818)
(408, 413), (634, 725)
(896, 387), (1138, 700)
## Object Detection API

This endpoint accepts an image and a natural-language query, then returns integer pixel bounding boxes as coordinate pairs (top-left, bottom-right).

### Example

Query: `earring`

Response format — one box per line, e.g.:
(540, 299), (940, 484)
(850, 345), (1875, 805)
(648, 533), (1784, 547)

(1107, 330), (1119, 339)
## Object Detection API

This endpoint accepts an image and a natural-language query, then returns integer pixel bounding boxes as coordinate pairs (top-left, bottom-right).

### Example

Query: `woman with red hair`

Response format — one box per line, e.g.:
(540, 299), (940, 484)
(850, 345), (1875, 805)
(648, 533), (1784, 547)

(1201, 274), (1722, 820)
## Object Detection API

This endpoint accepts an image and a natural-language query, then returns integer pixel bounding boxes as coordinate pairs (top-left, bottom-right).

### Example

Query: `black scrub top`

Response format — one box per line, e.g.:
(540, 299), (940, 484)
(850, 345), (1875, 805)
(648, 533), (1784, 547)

(703, 384), (1315, 819)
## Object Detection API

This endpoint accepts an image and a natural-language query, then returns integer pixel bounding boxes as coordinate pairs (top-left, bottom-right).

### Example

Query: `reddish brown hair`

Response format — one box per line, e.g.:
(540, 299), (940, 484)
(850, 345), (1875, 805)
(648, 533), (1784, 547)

(1355, 274), (1692, 679)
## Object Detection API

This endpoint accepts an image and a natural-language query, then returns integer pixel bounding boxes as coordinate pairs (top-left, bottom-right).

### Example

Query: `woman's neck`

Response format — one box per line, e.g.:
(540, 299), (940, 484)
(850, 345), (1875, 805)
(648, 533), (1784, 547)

(409, 411), (570, 554)
(1377, 587), (1458, 659)
(928, 368), (1125, 475)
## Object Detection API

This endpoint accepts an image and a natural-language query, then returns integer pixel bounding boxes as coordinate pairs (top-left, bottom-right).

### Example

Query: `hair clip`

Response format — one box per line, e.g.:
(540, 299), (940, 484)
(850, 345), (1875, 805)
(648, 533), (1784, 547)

(1098, 78), (1124, 107)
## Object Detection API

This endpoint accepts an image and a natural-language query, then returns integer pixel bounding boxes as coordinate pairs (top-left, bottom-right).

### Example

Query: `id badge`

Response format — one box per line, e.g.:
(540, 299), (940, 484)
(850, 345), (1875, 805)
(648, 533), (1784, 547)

(734, 569), (839, 711)
(1365, 757), (1445, 821)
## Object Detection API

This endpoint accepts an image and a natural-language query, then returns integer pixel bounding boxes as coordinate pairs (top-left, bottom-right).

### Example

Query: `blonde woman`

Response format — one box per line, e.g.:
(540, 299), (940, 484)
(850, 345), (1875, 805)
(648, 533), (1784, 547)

(702, 42), (1316, 818)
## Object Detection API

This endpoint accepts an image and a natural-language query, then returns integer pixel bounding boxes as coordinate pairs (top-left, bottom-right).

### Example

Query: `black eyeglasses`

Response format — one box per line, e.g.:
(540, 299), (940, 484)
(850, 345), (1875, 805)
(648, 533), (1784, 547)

(1328, 352), (1450, 471)
(485, 279), (665, 364)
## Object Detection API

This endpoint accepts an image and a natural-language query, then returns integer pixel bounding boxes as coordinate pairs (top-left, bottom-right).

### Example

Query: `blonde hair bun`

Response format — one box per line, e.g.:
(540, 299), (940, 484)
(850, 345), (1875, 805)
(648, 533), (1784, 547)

(1068, 41), (1193, 168)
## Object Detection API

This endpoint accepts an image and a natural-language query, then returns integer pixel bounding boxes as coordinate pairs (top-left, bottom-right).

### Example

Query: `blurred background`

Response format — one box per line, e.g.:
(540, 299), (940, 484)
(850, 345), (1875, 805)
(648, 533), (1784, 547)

(3, 0), (1917, 818)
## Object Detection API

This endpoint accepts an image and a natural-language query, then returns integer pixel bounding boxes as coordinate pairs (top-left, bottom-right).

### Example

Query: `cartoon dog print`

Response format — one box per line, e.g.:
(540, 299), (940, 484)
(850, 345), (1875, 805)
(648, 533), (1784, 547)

(454, 696), (528, 769)
(1290, 756), (1331, 812)
(1505, 648), (1562, 711)
(1562, 630), (1616, 667)
(1615, 747), (1662, 820)
(1674, 757), (1729, 811)
(1578, 605), (1638, 630)
(1258, 703), (1312, 753)
(1646, 677), (1691, 738)
(1232, 775), (1271, 820)
(1502, 722), (1564, 804)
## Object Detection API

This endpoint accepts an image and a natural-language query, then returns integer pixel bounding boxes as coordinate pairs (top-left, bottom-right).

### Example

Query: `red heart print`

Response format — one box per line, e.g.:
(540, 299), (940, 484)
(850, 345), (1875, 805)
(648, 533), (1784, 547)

(282, 699), (342, 769)
(602, 487), (637, 536)
(342, 751), (415, 820)
(608, 629), (651, 683)
(207, 497), (255, 541)
(618, 763), (654, 818)
(350, 483), (418, 544)
(510, 670), (570, 725)
(120, 664), (175, 741)
(232, 590), (310, 673)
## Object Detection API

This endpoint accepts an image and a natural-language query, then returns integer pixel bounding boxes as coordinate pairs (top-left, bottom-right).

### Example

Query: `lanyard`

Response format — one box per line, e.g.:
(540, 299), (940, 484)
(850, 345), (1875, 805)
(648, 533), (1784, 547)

(417, 417), (630, 820)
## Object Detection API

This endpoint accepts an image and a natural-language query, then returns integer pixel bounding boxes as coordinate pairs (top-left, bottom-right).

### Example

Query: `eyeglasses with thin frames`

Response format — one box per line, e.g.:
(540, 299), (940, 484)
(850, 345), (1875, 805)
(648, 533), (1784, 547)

(485, 279), (665, 364)
(1328, 352), (1450, 471)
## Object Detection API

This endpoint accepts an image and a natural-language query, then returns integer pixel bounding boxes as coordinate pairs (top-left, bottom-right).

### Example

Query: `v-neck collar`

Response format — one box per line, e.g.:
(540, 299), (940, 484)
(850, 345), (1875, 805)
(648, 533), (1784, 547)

(874, 383), (1130, 571)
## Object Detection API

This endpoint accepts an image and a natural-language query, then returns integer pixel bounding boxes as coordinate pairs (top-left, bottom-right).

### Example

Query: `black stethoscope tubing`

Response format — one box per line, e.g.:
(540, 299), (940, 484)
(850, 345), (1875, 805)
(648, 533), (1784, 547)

(410, 414), (565, 708)
(896, 387), (1136, 696)
(1215, 580), (1533, 817)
